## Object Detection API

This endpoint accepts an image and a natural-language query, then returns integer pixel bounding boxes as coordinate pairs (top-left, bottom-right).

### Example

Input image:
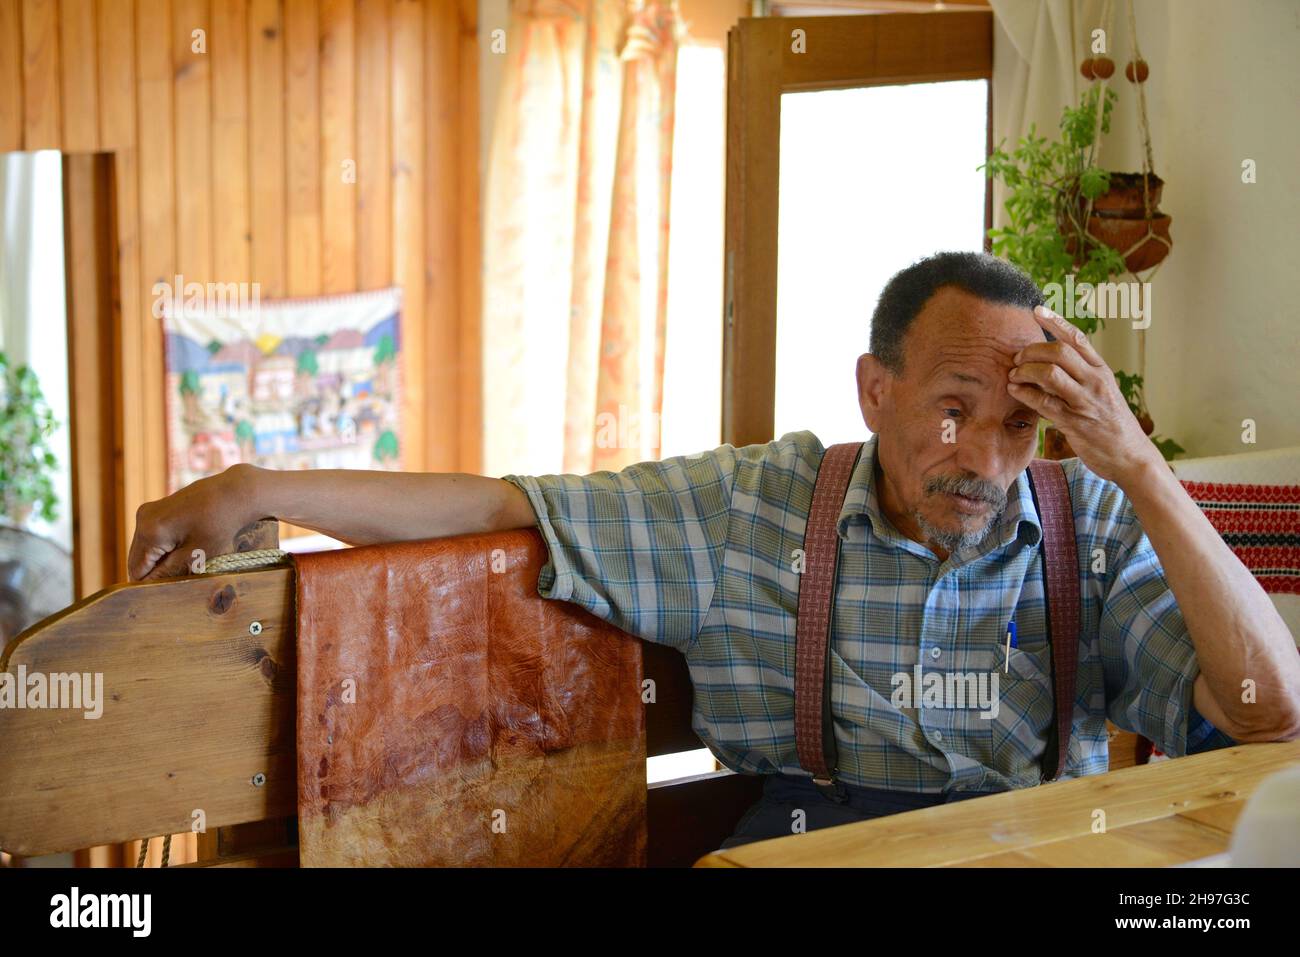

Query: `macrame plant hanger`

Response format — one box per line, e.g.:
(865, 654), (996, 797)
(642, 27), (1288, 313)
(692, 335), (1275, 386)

(1084, 0), (1169, 397)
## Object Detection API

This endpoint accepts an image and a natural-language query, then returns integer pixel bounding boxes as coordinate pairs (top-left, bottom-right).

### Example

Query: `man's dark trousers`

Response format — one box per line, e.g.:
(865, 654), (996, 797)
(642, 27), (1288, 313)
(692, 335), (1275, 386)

(720, 773), (1002, 849)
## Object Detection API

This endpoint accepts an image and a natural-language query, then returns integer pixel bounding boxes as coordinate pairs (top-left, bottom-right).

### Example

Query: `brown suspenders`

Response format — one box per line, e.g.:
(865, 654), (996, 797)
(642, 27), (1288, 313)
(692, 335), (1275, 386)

(1024, 458), (1081, 782)
(794, 444), (1080, 796)
(793, 442), (863, 794)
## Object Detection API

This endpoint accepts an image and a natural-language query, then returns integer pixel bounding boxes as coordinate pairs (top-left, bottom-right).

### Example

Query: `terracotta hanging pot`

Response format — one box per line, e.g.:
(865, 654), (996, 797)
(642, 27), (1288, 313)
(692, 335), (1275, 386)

(1090, 172), (1164, 216)
(1084, 171), (1172, 271)
(1086, 212), (1173, 272)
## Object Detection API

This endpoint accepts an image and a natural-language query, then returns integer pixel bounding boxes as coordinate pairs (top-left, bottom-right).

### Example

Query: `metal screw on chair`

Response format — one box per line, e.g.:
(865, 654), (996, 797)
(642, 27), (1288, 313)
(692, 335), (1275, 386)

(249, 621), (263, 636)
(252, 772), (266, 787)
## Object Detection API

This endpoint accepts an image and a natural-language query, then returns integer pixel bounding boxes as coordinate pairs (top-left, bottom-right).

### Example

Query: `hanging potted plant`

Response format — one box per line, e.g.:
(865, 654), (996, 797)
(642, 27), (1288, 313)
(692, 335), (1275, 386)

(1073, 54), (1172, 273)
(982, 60), (1182, 461)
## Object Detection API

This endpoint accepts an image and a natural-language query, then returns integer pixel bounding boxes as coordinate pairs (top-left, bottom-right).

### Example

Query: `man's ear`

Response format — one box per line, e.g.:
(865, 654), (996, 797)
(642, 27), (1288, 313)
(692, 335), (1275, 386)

(856, 353), (891, 432)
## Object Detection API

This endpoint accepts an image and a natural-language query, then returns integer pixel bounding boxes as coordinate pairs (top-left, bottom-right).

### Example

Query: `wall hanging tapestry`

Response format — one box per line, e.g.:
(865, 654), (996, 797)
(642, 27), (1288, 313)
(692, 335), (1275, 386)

(162, 287), (403, 493)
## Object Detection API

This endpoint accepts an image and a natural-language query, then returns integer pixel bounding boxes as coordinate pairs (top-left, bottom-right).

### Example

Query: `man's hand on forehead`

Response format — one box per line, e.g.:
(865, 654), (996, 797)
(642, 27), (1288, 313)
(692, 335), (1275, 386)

(1006, 305), (1158, 485)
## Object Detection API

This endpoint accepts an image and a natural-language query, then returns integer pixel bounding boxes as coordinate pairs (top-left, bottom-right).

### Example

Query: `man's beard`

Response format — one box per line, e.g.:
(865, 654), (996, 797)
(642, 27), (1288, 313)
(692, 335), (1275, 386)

(914, 473), (1008, 553)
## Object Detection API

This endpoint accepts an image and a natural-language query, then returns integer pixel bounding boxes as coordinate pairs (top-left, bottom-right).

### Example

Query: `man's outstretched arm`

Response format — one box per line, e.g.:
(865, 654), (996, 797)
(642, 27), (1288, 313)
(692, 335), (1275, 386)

(127, 465), (536, 581)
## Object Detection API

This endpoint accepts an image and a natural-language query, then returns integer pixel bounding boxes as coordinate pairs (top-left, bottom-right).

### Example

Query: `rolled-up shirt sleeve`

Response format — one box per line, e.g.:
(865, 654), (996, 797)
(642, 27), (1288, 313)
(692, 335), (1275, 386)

(500, 447), (738, 652)
(1097, 493), (1223, 758)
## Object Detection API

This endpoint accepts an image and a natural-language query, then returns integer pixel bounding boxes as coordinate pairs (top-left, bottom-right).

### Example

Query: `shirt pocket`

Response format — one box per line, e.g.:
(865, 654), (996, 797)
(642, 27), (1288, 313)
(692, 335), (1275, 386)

(991, 645), (1055, 773)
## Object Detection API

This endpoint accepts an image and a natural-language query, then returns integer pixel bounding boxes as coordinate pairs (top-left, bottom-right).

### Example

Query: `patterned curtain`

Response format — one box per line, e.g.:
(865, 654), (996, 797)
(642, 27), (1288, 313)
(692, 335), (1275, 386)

(483, 0), (682, 476)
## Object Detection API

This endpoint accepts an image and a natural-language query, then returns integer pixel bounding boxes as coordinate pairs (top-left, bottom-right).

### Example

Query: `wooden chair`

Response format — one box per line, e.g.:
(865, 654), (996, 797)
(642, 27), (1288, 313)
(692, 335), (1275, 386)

(0, 524), (762, 868)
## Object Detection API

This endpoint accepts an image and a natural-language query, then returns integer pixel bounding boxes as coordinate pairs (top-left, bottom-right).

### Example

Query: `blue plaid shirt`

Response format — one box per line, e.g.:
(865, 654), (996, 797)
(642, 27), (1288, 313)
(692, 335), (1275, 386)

(502, 431), (1229, 792)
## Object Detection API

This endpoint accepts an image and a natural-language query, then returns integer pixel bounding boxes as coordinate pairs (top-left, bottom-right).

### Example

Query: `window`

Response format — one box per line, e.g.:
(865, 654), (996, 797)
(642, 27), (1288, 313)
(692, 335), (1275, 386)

(774, 79), (989, 446)
(723, 9), (993, 447)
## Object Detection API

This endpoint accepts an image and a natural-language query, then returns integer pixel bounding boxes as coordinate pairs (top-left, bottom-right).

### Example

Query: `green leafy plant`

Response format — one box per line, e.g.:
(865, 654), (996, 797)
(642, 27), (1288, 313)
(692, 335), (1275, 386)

(983, 86), (1127, 335)
(982, 86), (1181, 460)
(1114, 370), (1185, 461)
(0, 352), (60, 524)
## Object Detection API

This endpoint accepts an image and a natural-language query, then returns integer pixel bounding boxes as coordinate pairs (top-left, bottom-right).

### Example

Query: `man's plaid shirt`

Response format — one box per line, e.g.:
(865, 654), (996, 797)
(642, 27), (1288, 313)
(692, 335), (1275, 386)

(502, 431), (1228, 793)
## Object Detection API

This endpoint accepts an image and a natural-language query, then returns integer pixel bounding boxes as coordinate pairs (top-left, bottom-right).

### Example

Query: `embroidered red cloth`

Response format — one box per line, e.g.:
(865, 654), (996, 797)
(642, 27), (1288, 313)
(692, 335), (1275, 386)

(1180, 481), (1300, 595)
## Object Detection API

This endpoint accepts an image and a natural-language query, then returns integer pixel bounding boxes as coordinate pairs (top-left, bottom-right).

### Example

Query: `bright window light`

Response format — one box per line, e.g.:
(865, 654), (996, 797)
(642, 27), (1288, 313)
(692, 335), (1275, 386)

(648, 747), (718, 784)
(660, 44), (726, 460)
(775, 80), (989, 448)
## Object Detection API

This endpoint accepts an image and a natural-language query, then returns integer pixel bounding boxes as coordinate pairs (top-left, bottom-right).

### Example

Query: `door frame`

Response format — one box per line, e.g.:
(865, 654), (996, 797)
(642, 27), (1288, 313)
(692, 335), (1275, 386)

(61, 150), (127, 598)
(721, 10), (993, 448)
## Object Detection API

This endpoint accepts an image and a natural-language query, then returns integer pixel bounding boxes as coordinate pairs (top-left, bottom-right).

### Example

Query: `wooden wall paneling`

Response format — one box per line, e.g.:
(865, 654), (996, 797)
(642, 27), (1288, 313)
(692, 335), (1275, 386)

(0, 0), (484, 549)
(96, 0), (138, 169)
(86, 0), (138, 868)
(247, 0), (287, 543)
(248, 0), (285, 298)
(423, 0), (455, 472)
(391, 0), (423, 469)
(0, 0), (22, 151)
(455, 0), (480, 473)
(134, 0), (174, 505)
(59, 0), (98, 151)
(355, 0), (391, 292)
(173, 0), (213, 288)
(96, 0), (139, 565)
(61, 153), (119, 598)
(284, 0), (320, 295)
(275, 0), (322, 542)
(318, 0), (355, 294)
(136, 0), (195, 866)
(210, 0), (250, 283)
(21, 0), (61, 148)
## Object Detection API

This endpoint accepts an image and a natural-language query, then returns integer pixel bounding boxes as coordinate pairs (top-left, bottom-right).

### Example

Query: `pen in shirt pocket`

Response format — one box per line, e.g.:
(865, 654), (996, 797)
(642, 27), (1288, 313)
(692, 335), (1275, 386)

(1003, 620), (1018, 672)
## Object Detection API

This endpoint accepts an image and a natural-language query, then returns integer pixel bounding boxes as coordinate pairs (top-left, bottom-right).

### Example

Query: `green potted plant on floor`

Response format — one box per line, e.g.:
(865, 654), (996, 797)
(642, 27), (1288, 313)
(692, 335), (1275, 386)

(0, 352), (61, 527)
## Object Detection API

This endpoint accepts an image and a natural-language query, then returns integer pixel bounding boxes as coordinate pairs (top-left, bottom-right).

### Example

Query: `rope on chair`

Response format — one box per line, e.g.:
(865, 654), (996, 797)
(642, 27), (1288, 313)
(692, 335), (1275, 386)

(135, 835), (173, 868)
(203, 548), (290, 573)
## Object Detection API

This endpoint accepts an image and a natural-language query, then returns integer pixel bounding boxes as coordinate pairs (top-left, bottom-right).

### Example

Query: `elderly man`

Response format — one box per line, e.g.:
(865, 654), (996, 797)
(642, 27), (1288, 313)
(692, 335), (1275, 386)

(130, 251), (1300, 848)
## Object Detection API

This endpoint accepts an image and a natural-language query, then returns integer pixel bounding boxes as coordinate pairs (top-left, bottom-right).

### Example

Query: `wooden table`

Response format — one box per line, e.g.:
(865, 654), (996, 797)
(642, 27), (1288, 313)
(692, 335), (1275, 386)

(695, 740), (1300, 867)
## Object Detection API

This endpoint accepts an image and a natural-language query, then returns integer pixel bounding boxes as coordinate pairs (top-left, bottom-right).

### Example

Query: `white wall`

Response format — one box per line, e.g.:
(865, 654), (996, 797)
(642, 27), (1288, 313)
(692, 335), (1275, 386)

(1134, 0), (1300, 457)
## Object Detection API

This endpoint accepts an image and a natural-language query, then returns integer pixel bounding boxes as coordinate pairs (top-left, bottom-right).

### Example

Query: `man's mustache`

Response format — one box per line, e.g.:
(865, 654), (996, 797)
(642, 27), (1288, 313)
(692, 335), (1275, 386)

(924, 474), (1008, 510)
